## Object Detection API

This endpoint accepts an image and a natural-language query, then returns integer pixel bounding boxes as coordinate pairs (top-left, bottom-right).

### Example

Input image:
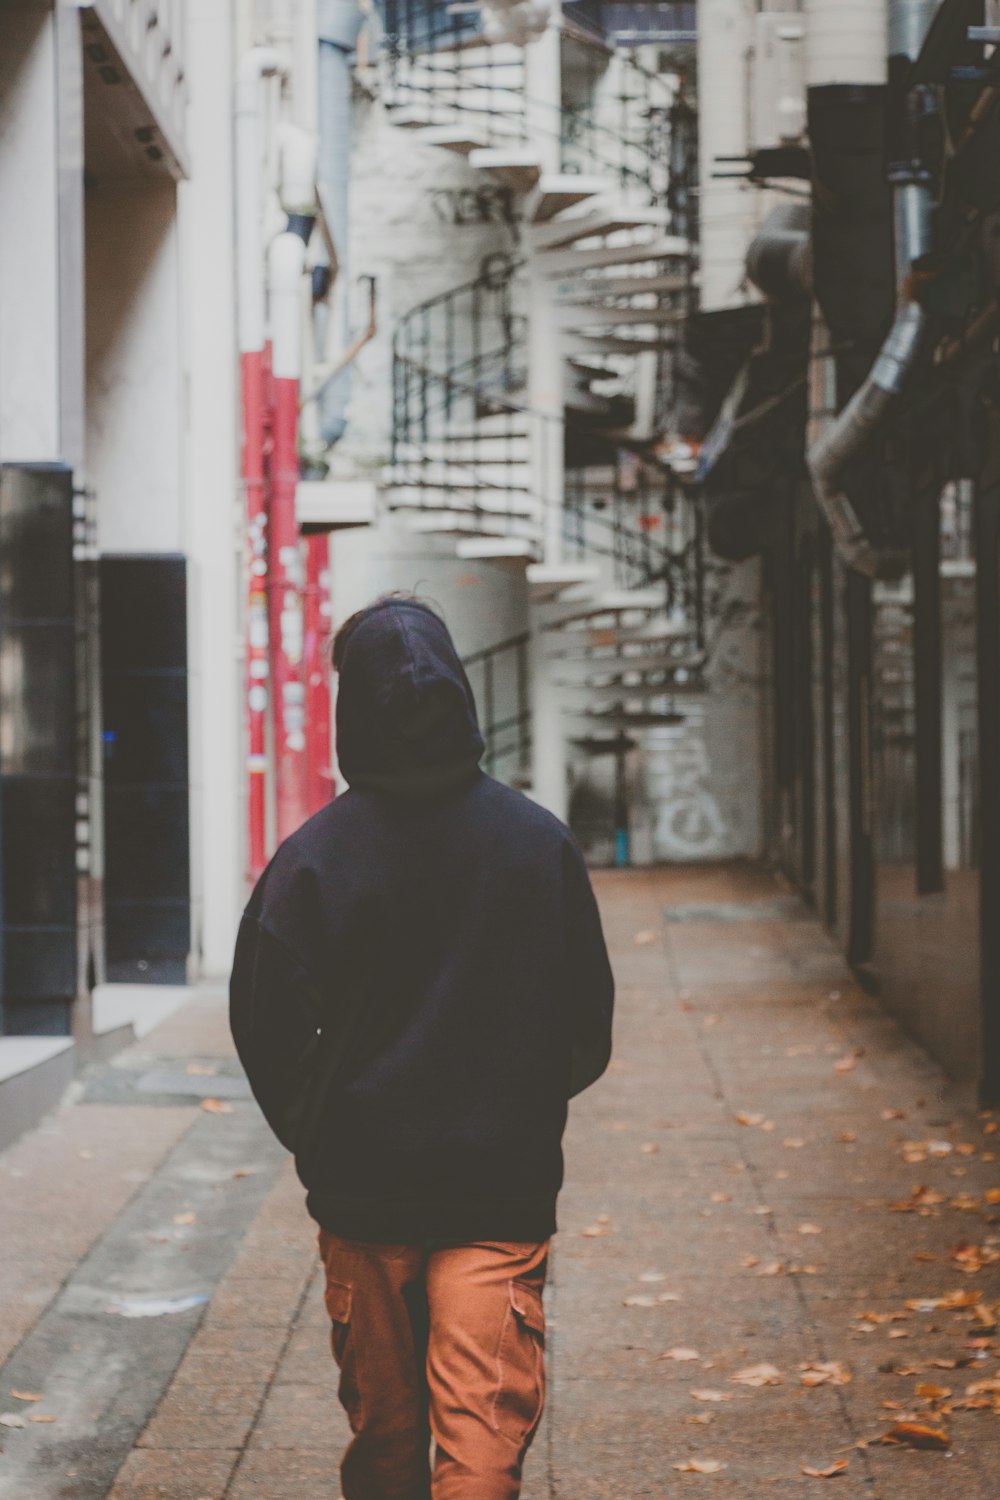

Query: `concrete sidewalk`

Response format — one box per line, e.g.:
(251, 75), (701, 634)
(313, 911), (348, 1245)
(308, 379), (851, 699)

(2, 865), (999, 1498)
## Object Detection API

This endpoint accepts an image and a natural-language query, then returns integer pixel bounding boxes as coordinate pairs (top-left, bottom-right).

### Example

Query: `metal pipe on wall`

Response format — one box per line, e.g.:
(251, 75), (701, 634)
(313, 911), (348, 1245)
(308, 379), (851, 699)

(268, 230), (309, 842)
(317, 0), (363, 446)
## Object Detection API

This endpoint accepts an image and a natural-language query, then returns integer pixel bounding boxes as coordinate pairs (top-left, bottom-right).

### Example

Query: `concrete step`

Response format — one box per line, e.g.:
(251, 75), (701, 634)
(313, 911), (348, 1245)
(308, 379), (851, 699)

(525, 173), (611, 222)
(564, 330), (678, 356)
(555, 302), (686, 328)
(542, 586), (665, 627)
(551, 647), (707, 672)
(539, 236), (694, 277)
(436, 411), (531, 441)
(402, 510), (542, 541)
(387, 487), (538, 517)
(561, 270), (695, 299)
(555, 675), (706, 697)
(455, 537), (537, 561)
(530, 202), (670, 251)
(395, 437), (530, 463)
(468, 147), (541, 192)
(384, 466), (531, 493)
(527, 561), (603, 600)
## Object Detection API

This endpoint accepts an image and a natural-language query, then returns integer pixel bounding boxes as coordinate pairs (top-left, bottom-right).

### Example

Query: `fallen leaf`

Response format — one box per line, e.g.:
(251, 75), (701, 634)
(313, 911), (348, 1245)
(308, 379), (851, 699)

(10, 1392), (41, 1403)
(881, 1108), (906, 1121)
(641, 1142), (660, 1154)
(834, 1054), (857, 1074)
(742, 1254), (760, 1269)
(802, 1460), (849, 1478)
(673, 1459), (727, 1474)
(800, 1361), (852, 1388)
(173, 1212), (196, 1226)
(758, 1262), (786, 1277)
(640, 1270), (667, 1283)
(687, 1412), (714, 1425)
(0, 1413), (27, 1428)
(690, 1389), (732, 1402)
(232, 1168), (257, 1179)
(581, 1222), (610, 1238)
(735, 1111), (766, 1127)
(879, 1421), (950, 1451)
(906, 1291), (981, 1312)
(839, 1130), (857, 1144)
(28, 1414), (56, 1424)
(634, 929), (656, 945)
(915, 1383), (951, 1401)
(731, 1362), (783, 1387)
(185, 1063), (217, 1076)
(710, 1193), (732, 1203)
(657, 1292), (683, 1303)
(799, 1223), (823, 1235)
(752, 1205), (774, 1216)
(784, 1138), (806, 1149)
(985, 1188), (1000, 1205)
(201, 1098), (233, 1114)
(660, 1348), (702, 1362)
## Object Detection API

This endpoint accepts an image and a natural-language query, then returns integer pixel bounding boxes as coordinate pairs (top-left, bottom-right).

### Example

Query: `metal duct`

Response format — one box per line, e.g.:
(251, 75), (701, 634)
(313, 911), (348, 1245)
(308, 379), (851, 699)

(806, 0), (938, 578)
(745, 203), (813, 301)
(318, 0), (363, 446)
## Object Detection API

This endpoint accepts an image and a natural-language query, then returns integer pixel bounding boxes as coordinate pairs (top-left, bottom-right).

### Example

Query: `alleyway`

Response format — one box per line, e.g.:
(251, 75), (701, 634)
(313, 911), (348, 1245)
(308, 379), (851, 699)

(2, 865), (1000, 1499)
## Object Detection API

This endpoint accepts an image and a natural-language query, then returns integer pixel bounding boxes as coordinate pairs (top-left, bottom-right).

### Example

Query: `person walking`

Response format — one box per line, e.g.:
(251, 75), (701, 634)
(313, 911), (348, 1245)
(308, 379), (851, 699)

(229, 595), (614, 1500)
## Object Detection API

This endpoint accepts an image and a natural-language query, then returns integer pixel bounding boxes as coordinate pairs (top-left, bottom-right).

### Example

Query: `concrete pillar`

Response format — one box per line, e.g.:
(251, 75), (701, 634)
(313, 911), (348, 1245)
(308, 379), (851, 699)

(523, 5), (562, 176)
(803, 0), (887, 86)
(0, 6), (63, 463)
(697, 0), (755, 310)
(180, 0), (244, 973)
(529, 622), (568, 824)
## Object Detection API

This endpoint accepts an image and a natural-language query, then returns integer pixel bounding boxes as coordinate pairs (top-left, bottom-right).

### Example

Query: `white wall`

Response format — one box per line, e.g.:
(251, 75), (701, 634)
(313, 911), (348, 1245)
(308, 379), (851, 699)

(0, 5), (61, 463)
(86, 180), (183, 552)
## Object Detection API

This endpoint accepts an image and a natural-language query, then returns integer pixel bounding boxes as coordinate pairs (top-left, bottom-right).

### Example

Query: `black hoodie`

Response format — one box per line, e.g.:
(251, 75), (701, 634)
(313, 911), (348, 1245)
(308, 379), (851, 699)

(229, 598), (614, 1243)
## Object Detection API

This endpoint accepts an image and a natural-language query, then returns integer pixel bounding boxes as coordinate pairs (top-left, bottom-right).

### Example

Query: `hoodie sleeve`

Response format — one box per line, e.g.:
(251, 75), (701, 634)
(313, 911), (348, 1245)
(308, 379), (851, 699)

(563, 840), (615, 1098)
(229, 911), (322, 1152)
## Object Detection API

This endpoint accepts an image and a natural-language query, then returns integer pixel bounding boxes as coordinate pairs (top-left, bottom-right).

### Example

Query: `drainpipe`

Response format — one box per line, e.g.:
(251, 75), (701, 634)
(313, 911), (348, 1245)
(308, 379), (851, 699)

(317, 0), (363, 446)
(236, 47), (280, 880)
(745, 203), (813, 301)
(805, 0), (938, 579)
(268, 230), (309, 842)
(304, 534), (334, 814)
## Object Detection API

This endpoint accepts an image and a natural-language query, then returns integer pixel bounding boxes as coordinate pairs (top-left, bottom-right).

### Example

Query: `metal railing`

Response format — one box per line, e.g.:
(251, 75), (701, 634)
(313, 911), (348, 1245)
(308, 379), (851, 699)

(463, 632), (532, 781)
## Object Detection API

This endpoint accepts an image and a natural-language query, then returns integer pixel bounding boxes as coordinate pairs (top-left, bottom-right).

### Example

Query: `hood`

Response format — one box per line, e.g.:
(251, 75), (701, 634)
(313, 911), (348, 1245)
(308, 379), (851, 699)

(335, 599), (485, 797)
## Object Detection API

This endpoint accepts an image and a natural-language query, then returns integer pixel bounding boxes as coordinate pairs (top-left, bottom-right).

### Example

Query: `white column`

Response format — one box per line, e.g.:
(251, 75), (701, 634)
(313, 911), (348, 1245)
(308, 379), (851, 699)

(803, 0), (887, 86)
(523, 5), (562, 176)
(697, 0), (755, 310)
(180, 0), (244, 974)
(0, 7), (61, 463)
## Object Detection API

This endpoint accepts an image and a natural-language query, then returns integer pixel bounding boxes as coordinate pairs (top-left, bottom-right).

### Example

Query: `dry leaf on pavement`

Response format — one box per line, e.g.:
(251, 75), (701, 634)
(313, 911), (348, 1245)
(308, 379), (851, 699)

(833, 1054), (857, 1074)
(731, 1362), (783, 1387)
(634, 930), (656, 945)
(802, 1460), (849, 1478)
(690, 1389), (732, 1402)
(735, 1111), (766, 1127)
(173, 1212), (196, 1226)
(660, 1348), (701, 1362)
(673, 1459), (727, 1473)
(879, 1422), (950, 1450)
(800, 1362), (852, 1388)
(9, 1391), (41, 1402)
(28, 1414), (56, 1424)
(201, 1098), (233, 1114)
(0, 1414), (26, 1428)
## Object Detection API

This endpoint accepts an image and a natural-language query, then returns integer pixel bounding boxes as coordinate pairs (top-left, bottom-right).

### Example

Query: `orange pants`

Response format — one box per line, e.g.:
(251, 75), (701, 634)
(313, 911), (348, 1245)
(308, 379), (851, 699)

(318, 1231), (550, 1500)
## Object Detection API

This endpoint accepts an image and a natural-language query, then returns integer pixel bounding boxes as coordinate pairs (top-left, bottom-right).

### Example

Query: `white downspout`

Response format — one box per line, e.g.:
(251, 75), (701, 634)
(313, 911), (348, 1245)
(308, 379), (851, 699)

(236, 48), (282, 361)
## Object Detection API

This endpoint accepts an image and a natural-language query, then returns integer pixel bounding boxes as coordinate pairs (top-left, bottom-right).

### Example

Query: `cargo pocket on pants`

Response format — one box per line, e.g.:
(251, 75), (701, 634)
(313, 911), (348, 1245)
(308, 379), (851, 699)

(325, 1278), (364, 1431)
(492, 1278), (546, 1446)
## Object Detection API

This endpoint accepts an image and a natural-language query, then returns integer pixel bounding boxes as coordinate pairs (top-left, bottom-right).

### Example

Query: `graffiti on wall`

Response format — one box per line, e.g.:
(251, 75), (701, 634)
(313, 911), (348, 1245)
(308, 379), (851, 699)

(647, 721), (729, 860)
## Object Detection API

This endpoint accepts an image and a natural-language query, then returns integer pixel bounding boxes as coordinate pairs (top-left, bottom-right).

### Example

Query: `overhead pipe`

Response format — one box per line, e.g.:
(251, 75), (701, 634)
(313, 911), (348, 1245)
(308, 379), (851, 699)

(806, 0), (938, 579)
(268, 231), (309, 842)
(745, 202), (813, 301)
(317, 0), (364, 446)
(236, 46), (281, 881)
